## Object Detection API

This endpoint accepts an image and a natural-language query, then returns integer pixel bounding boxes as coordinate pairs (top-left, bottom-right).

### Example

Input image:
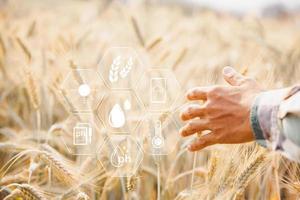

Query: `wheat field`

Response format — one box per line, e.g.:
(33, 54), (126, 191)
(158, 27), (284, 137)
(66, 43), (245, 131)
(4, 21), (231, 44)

(0, 0), (300, 199)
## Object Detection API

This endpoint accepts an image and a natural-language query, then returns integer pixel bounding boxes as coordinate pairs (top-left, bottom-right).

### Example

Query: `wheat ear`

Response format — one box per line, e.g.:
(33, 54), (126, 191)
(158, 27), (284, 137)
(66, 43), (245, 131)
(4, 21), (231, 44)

(130, 16), (145, 47)
(38, 151), (77, 186)
(235, 154), (266, 191)
(16, 37), (31, 63)
(24, 67), (40, 110)
(172, 48), (187, 70)
(207, 154), (218, 182)
(76, 192), (89, 200)
(69, 60), (84, 84)
(18, 184), (46, 200)
(27, 20), (36, 37)
(3, 188), (23, 200)
(146, 37), (162, 51)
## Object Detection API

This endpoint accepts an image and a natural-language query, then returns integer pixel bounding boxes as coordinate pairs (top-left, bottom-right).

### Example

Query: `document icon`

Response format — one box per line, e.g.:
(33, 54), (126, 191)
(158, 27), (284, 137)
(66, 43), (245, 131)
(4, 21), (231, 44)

(151, 78), (167, 103)
(73, 123), (92, 145)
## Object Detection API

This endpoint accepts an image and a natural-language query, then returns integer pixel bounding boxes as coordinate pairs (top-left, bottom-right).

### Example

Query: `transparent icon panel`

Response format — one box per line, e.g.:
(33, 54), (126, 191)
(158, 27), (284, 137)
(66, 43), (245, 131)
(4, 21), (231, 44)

(60, 113), (102, 155)
(60, 69), (105, 112)
(138, 113), (180, 155)
(99, 47), (145, 89)
(96, 91), (144, 133)
(97, 135), (143, 177)
(135, 69), (181, 111)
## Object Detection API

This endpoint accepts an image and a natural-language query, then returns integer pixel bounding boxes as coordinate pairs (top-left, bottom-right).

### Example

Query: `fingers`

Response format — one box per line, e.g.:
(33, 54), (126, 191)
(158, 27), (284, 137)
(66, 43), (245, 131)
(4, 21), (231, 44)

(188, 132), (217, 152)
(186, 87), (210, 101)
(222, 66), (247, 86)
(179, 119), (210, 137)
(180, 104), (206, 121)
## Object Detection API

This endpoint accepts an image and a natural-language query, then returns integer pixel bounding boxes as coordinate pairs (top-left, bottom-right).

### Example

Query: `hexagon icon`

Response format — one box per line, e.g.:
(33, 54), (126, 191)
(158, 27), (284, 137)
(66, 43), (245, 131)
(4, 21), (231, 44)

(137, 112), (180, 155)
(60, 68), (105, 113)
(97, 135), (143, 177)
(135, 68), (182, 111)
(96, 90), (144, 134)
(58, 113), (104, 155)
(98, 47), (145, 90)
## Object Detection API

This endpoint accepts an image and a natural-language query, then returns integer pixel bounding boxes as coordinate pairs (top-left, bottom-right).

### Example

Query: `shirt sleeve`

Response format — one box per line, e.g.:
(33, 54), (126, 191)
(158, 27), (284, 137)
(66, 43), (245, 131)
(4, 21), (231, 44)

(250, 85), (300, 162)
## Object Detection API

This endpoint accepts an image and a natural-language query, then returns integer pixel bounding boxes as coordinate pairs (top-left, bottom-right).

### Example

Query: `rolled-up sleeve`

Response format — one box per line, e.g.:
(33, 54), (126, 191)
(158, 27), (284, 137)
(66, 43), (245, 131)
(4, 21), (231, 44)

(250, 85), (300, 162)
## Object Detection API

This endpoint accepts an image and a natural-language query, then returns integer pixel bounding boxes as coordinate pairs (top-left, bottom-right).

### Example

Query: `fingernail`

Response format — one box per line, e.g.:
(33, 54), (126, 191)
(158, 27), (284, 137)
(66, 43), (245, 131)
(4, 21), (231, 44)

(187, 145), (193, 151)
(181, 131), (185, 137)
(223, 66), (234, 77)
(187, 92), (194, 99)
(186, 89), (195, 98)
(179, 129), (185, 136)
(180, 113), (185, 120)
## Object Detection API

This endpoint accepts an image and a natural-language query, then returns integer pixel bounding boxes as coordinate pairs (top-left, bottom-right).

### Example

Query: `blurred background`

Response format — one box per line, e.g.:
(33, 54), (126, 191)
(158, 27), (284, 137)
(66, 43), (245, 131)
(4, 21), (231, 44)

(0, 0), (300, 199)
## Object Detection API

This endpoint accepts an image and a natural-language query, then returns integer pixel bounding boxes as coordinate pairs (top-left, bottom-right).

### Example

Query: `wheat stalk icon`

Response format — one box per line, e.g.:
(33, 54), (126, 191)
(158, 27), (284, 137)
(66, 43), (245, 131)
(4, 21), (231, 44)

(109, 56), (121, 83)
(119, 56), (133, 79)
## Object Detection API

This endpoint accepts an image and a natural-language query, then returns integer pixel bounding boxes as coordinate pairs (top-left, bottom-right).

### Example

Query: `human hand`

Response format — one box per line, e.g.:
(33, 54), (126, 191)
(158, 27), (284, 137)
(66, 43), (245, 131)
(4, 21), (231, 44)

(179, 67), (263, 152)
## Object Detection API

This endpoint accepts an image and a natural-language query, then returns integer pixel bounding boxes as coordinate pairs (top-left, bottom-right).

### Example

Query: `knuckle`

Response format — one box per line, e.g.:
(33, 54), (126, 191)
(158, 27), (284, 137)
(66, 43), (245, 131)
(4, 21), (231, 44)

(189, 122), (198, 132)
(204, 101), (214, 113)
(208, 86), (222, 98)
(204, 106), (212, 116)
(187, 107), (194, 115)
(187, 121), (195, 128)
(215, 133), (222, 141)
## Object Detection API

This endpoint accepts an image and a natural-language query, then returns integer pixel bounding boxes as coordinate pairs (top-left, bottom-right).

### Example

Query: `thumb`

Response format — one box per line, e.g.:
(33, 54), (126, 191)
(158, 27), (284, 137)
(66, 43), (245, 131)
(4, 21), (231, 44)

(222, 66), (247, 86)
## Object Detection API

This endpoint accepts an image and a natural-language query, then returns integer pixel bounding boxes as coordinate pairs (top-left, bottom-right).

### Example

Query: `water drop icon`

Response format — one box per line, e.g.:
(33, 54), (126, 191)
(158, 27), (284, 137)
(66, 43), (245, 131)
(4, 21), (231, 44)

(109, 104), (126, 128)
(110, 145), (124, 168)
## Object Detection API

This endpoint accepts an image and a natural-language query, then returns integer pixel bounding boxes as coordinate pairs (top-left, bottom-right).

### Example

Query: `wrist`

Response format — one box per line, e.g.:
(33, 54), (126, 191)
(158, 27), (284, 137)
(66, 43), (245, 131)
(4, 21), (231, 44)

(250, 94), (266, 147)
(250, 89), (288, 148)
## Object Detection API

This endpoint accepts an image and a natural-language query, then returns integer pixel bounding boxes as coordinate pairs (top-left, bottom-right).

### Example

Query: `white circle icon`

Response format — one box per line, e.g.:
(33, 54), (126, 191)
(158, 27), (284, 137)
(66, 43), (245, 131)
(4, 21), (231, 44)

(78, 84), (91, 97)
(152, 136), (164, 148)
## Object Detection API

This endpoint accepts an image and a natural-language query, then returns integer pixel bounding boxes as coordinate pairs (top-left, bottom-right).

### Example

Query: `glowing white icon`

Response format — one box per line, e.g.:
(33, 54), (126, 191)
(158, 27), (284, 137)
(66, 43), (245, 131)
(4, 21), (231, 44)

(151, 78), (167, 103)
(109, 104), (126, 128)
(73, 123), (92, 145)
(110, 145), (132, 168)
(151, 120), (164, 149)
(119, 57), (133, 78)
(123, 99), (131, 110)
(109, 56), (133, 83)
(78, 84), (91, 97)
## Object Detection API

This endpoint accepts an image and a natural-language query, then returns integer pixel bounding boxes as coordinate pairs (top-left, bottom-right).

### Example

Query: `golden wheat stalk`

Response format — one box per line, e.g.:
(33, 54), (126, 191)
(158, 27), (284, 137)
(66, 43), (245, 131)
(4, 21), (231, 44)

(76, 192), (90, 200)
(18, 184), (47, 200)
(69, 60), (84, 84)
(146, 37), (162, 51)
(24, 67), (40, 111)
(235, 154), (266, 191)
(207, 154), (218, 182)
(15, 37), (32, 63)
(38, 151), (77, 187)
(0, 33), (6, 55)
(3, 188), (23, 200)
(172, 48), (187, 70)
(0, 173), (28, 186)
(130, 16), (145, 47)
(27, 20), (36, 38)
(157, 50), (170, 63)
(3, 184), (46, 200)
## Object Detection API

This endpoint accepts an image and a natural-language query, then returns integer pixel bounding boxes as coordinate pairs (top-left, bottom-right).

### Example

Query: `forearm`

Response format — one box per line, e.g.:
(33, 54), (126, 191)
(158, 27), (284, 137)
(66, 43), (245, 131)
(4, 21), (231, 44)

(250, 85), (300, 162)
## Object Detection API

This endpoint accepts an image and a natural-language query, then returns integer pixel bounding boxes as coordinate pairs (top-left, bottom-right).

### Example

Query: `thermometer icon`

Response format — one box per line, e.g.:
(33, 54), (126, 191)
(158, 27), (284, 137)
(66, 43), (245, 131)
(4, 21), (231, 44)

(151, 120), (164, 149)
